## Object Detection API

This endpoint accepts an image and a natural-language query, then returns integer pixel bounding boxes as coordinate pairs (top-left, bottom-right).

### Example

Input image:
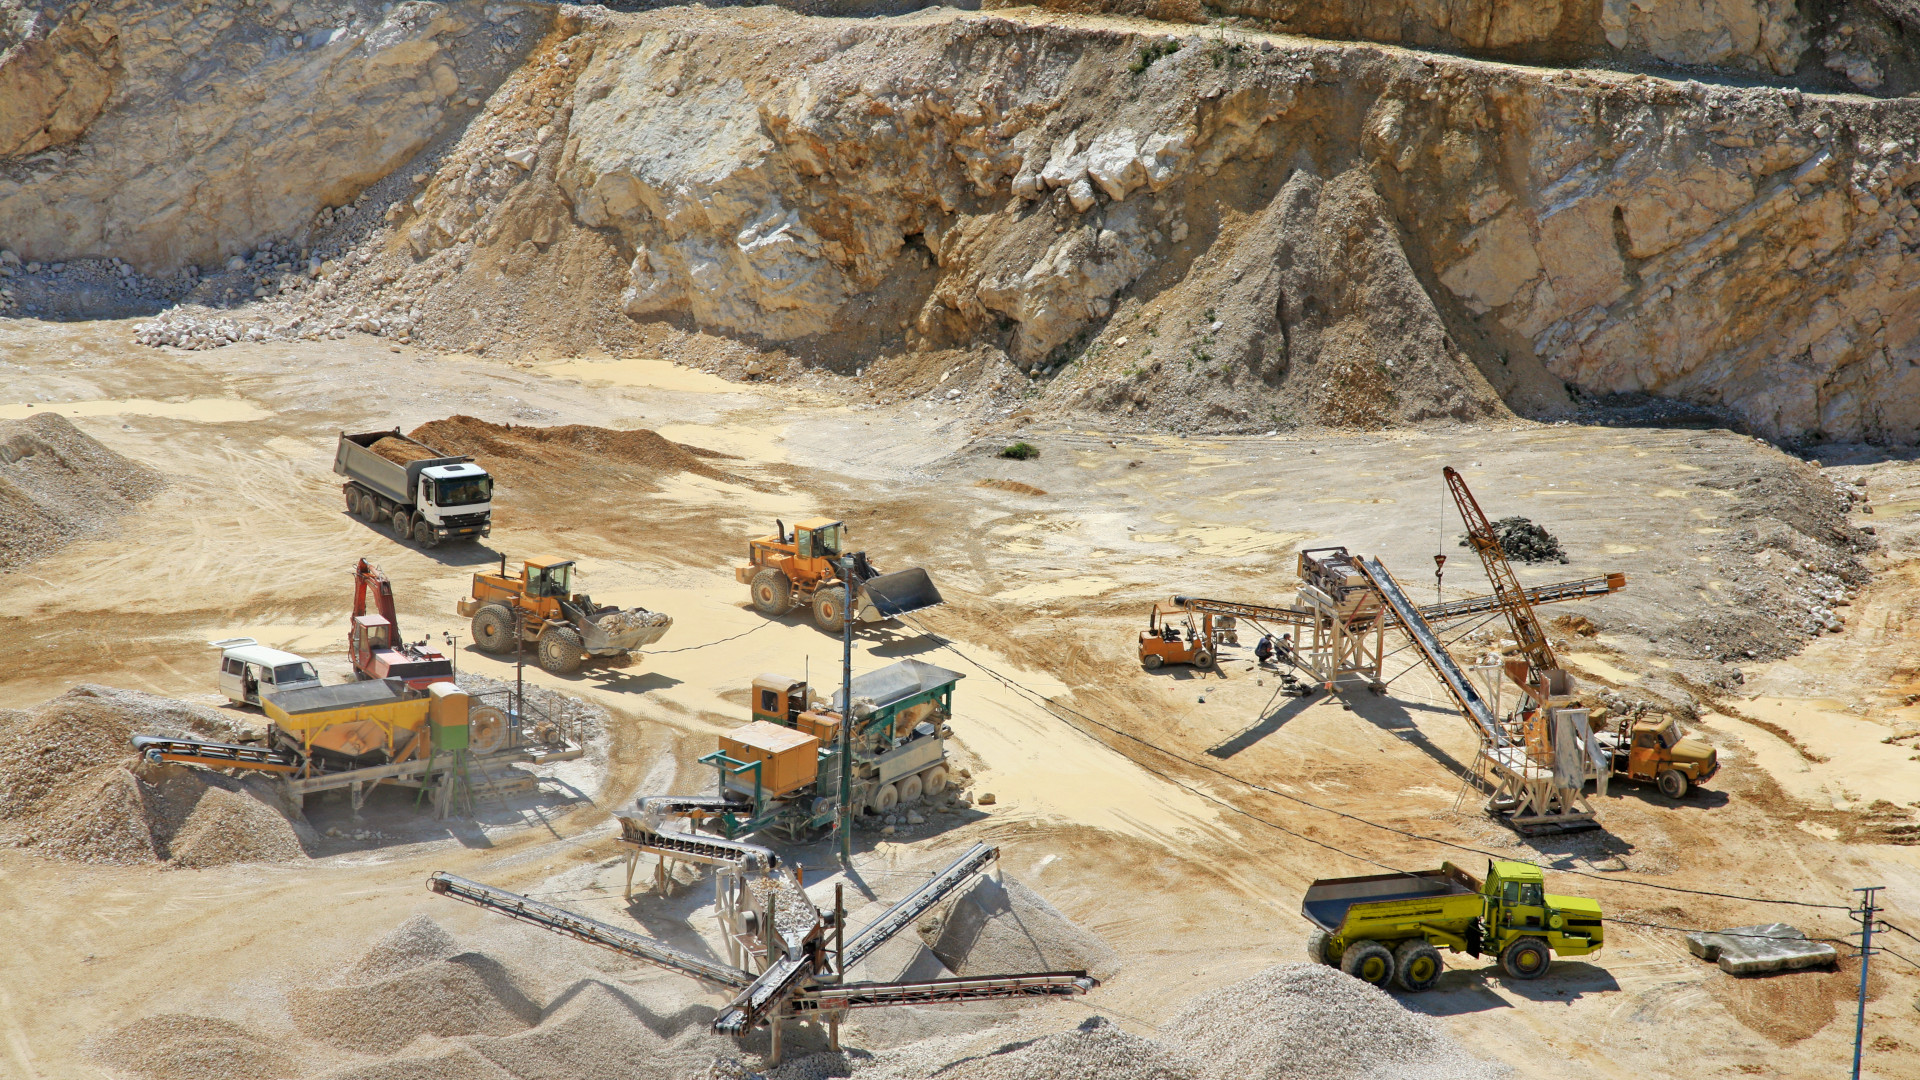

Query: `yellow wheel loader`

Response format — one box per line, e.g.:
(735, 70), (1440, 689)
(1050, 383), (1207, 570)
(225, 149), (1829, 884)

(457, 556), (671, 674)
(735, 517), (942, 633)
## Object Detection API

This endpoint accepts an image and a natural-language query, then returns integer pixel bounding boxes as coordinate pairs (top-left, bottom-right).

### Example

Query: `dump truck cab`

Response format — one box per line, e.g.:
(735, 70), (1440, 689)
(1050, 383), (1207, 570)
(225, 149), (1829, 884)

(1595, 714), (1718, 798)
(213, 637), (323, 707)
(1482, 860), (1604, 963)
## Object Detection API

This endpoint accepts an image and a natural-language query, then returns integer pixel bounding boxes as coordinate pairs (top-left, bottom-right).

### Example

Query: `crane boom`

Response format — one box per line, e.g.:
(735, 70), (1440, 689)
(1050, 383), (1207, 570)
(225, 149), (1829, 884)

(1444, 467), (1557, 685)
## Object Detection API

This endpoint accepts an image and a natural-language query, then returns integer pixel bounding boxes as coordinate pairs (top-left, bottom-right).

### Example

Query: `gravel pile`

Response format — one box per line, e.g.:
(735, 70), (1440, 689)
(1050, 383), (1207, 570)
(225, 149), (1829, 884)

(924, 1017), (1200, 1080)
(0, 412), (166, 570)
(1460, 516), (1567, 564)
(88, 1014), (302, 1080)
(290, 951), (542, 1053)
(919, 875), (1119, 981)
(462, 979), (729, 1080)
(1169, 963), (1509, 1080)
(0, 684), (306, 866)
(348, 914), (464, 982)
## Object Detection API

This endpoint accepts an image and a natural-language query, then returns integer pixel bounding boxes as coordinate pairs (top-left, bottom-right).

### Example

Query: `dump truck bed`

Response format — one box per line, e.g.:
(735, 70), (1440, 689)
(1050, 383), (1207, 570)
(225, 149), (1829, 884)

(1301, 865), (1481, 935)
(334, 429), (470, 505)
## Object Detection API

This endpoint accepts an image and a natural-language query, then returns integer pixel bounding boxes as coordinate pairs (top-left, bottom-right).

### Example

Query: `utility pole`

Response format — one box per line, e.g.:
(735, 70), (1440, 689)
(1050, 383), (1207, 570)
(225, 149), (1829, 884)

(837, 556), (855, 866)
(1851, 884), (1884, 1080)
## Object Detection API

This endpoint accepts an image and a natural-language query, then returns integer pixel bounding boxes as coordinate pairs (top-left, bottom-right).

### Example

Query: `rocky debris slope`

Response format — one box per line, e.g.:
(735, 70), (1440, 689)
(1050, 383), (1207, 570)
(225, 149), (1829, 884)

(0, 684), (310, 866)
(0, 0), (551, 274)
(0, 411), (164, 570)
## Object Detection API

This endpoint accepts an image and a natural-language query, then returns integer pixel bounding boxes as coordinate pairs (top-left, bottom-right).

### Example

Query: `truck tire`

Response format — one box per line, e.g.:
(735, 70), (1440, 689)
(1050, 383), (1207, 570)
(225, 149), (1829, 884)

(1499, 936), (1551, 980)
(1340, 940), (1395, 987)
(871, 782), (899, 814)
(390, 510), (411, 537)
(1657, 769), (1689, 799)
(344, 486), (359, 514)
(357, 491), (378, 520)
(1141, 653), (1164, 670)
(1305, 929), (1335, 966)
(921, 765), (948, 796)
(751, 568), (794, 615)
(1394, 940), (1444, 992)
(413, 520), (439, 548)
(471, 604), (515, 653)
(898, 773), (923, 804)
(537, 625), (586, 675)
(813, 584), (848, 635)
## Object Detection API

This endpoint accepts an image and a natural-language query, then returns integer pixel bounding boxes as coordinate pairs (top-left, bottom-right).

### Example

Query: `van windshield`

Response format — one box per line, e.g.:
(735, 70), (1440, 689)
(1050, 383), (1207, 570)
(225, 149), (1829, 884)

(273, 662), (318, 685)
(433, 476), (493, 506)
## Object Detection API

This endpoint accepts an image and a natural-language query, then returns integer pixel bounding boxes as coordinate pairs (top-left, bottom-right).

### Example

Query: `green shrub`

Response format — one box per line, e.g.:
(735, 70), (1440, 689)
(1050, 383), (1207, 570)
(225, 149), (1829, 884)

(999, 442), (1039, 460)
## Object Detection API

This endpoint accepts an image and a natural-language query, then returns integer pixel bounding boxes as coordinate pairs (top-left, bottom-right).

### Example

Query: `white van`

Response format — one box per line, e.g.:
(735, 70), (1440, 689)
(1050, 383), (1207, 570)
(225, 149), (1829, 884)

(212, 637), (323, 707)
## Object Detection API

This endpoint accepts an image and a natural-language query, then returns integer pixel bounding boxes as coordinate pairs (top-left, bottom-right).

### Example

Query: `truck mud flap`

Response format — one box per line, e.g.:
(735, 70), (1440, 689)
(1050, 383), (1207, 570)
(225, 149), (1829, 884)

(857, 568), (943, 622)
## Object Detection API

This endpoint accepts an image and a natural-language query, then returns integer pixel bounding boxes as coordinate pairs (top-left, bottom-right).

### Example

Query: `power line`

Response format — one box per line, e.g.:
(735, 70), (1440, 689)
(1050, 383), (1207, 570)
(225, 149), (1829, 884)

(902, 617), (1850, 913)
(642, 621), (770, 654)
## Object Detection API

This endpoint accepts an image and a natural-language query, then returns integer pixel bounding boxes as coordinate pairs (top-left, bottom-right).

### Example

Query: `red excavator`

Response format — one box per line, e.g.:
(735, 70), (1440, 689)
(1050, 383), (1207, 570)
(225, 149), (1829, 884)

(351, 558), (455, 688)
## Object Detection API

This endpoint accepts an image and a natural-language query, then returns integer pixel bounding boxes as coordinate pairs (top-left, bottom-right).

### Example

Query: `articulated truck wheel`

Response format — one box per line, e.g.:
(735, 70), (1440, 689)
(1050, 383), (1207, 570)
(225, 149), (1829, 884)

(813, 585), (848, 634)
(1394, 940), (1443, 992)
(751, 569), (794, 615)
(471, 605), (515, 653)
(537, 626), (585, 675)
(1340, 940), (1395, 987)
(1499, 937), (1550, 980)
(1305, 929), (1335, 966)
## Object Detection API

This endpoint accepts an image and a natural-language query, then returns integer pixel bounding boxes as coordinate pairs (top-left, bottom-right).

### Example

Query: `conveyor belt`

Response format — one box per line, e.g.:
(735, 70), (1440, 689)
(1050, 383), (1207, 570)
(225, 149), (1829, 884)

(792, 972), (1096, 1010)
(131, 734), (300, 774)
(426, 872), (751, 988)
(614, 815), (780, 870)
(635, 794), (751, 816)
(842, 842), (997, 968)
(1172, 574), (1624, 634)
(1355, 558), (1508, 749)
(712, 953), (815, 1035)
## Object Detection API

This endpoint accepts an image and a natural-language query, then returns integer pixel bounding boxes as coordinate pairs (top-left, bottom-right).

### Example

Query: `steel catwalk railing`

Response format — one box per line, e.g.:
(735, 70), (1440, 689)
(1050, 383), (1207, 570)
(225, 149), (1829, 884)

(1355, 557), (1510, 749)
(426, 871), (753, 988)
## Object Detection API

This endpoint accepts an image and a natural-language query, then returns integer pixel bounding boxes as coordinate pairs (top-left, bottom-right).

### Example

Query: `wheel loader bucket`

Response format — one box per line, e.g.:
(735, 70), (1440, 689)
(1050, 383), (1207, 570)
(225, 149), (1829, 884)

(577, 608), (673, 653)
(856, 568), (943, 622)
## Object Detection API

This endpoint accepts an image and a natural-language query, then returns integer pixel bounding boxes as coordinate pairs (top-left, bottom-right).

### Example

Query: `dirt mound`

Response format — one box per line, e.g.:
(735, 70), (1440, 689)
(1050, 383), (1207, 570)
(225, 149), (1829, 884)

(289, 952), (543, 1054)
(89, 1014), (305, 1080)
(407, 416), (744, 489)
(371, 436), (440, 466)
(1462, 516), (1569, 564)
(1169, 963), (1509, 1080)
(0, 685), (305, 866)
(0, 412), (165, 570)
(977, 479), (1048, 496)
(919, 875), (1120, 981)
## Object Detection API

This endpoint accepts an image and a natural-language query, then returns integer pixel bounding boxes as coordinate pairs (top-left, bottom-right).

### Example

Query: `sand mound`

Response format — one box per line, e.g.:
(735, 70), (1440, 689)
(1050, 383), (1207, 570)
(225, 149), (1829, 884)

(0, 412), (165, 570)
(464, 979), (726, 1080)
(919, 876), (1119, 981)
(407, 415), (743, 489)
(290, 952), (542, 1054)
(89, 1014), (304, 1080)
(0, 684), (303, 866)
(347, 914), (464, 982)
(1169, 963), (1509, 1080)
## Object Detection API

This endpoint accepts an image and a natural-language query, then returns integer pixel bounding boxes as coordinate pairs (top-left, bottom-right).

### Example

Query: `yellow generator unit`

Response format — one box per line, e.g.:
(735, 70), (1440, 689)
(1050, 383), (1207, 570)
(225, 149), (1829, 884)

(265, 678), (470, 768)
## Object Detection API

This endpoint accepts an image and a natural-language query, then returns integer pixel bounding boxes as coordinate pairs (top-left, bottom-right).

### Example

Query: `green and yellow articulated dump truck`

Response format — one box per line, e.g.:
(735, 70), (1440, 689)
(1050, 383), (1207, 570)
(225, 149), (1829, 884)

(1302, 860), (1604, 991)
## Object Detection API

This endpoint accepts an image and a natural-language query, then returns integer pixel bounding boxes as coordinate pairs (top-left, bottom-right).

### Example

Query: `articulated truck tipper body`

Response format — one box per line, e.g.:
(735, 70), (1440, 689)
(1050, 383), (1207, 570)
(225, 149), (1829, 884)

(335, 429), (493, 547)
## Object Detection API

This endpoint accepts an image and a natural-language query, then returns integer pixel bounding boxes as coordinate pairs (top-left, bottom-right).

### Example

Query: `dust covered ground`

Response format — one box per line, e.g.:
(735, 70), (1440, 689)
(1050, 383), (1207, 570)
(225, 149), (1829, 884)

(4, 317), (1920, 1078)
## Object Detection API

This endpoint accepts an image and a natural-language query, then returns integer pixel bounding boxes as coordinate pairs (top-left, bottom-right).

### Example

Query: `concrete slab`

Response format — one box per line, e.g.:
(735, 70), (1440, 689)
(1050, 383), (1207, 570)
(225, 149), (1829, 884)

(1685, 923), (1840, 975)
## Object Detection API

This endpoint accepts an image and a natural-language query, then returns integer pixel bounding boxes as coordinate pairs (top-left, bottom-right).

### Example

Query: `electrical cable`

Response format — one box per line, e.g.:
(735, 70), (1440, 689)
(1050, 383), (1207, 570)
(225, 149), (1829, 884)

(642, 620), (771, 654)
(900, 615), (1851, 913)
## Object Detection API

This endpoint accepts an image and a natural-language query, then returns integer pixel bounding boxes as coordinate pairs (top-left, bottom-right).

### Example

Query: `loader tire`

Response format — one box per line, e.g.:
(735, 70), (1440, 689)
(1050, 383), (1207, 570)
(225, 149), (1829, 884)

(471, 604), (515, 653)
(1340, 939), (1395, 987)
(537, 625), (585, 675)
(1394, 940), (1444, 992)
(751, 568), (794, 616)
(813, 584), (848, 635)
(1305, 929), (1335, 967)
(1657, 769), (1689, 799)
(1499, 936), (1551, 980)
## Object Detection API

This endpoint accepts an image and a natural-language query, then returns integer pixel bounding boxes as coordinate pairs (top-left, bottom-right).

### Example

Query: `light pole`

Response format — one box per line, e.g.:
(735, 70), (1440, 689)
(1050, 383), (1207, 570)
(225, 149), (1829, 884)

(837, 556), (855, 865)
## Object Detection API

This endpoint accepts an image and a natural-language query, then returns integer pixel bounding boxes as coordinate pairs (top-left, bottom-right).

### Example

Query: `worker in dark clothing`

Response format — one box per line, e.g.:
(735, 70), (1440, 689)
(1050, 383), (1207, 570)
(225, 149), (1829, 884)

(1276, 633), (1295, 667)
(1255, 635), (1277, 666)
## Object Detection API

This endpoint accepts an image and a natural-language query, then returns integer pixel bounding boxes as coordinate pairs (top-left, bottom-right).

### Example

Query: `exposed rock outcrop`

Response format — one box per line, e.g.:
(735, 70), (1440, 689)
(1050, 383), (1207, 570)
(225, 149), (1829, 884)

(0, 1), (119, 158)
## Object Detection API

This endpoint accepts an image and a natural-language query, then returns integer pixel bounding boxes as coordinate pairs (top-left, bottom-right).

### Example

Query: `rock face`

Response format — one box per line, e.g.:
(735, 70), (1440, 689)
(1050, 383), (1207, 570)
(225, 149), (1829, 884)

(0, 0), (549, 272)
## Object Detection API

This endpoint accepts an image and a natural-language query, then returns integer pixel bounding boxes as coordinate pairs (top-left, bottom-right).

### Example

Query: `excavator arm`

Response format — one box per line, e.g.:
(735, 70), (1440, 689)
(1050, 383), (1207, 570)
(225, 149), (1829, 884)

(353, 558), (402, 637)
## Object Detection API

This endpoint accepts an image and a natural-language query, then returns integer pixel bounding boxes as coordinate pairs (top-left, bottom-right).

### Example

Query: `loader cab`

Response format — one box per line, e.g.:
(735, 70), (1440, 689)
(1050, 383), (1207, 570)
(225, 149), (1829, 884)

(793, 518), (844, 560)
(524, 558), (575, 600)
(212, 638), (322, 708)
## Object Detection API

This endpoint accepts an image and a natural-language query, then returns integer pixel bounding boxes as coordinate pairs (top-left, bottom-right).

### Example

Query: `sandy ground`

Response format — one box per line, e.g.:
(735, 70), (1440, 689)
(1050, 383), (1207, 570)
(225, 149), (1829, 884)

(5, 316), (1920, 1078)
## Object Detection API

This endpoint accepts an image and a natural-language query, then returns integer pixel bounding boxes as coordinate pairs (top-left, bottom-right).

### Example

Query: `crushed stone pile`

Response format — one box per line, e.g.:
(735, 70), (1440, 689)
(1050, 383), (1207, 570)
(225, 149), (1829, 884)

(88, 1014), (302, 1080)
(0, 412), (165, 570)
(0, 684), (306, 865)
(1460, 516), (1568, 564)
(348, 914), (464, 981)
(408, 415), (743, 488)
(1169, 963), (1510, 1080)
(289, 952), (543, 1054)
(461, 979), (729, 1080)
(918, 875), (1120, 981)
(595, 607), (672, 633)
(882, 1016), (1203, 1080)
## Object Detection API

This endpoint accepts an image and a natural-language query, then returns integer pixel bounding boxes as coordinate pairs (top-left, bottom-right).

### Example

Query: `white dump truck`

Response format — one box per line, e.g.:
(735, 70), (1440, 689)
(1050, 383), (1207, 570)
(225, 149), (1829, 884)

(335, 429), (493, 547)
